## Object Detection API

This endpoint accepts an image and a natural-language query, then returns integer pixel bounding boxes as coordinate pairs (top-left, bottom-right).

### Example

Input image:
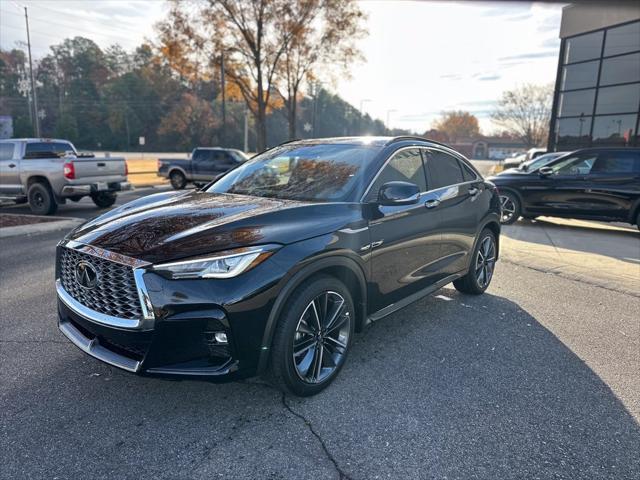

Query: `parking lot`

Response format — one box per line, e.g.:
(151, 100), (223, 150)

(1, 185), (639, 479)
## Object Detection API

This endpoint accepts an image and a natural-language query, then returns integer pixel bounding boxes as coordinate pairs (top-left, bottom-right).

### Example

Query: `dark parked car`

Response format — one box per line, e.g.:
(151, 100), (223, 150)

(489, 148), (640, 228)
(56, 136), (501, 396)
(158, 147), (248, 189)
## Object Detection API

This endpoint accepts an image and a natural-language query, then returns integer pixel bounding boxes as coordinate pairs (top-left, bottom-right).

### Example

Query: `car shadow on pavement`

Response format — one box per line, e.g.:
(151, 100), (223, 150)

(502, 217), (640, 265)
(2, 290), (639, 479)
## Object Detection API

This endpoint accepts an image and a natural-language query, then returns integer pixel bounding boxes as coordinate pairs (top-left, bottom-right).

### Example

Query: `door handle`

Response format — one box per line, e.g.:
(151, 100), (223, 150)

(8, 163), (16, 168)
(424, 199), (441, 209)
(468, 187), (479, 196)
(97, 162), (106, 167)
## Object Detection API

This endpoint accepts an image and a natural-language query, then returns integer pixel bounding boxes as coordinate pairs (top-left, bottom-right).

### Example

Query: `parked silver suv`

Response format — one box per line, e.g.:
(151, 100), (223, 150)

(0, 138), (130, 215)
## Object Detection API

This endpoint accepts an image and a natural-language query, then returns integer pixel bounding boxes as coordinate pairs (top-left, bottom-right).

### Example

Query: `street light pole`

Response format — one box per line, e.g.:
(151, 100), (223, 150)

(220, 52), (226, 146)
(359, 99), (371, 134)
(24, 6), (40, 137)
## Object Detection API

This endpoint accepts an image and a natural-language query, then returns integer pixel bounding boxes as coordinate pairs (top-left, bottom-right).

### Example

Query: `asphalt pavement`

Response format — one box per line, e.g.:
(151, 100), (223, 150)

(1, 202), (639, 479)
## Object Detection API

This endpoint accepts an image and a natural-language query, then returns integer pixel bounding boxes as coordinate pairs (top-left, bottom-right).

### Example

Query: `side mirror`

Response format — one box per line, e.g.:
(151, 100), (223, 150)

(377, 181), (420, 206)
(539, 166), (553, 177)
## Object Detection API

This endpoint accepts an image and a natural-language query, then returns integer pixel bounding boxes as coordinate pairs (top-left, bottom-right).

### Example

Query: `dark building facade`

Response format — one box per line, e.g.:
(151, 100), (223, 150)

(548, 3), (640, 151)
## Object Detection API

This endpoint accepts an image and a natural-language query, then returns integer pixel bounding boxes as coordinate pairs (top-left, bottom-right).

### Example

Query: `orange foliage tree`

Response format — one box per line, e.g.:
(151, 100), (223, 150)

(432, 111), (481, 143)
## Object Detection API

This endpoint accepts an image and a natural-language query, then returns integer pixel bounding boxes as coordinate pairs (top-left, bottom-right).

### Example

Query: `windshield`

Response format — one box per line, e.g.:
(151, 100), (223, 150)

(207, 143), (380, 201)
(521, 152), (565, 171)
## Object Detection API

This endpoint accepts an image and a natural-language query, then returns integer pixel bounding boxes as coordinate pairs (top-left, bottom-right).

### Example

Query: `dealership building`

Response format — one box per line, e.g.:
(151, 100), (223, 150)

(548, 3), (640, 151)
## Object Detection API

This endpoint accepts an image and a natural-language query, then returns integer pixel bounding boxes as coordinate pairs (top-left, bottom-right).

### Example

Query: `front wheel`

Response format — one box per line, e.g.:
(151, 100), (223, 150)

(269, 275), (355, 396)
(499, 191), (520, 225)
(91, 192), (117, 208)
(453, 229), (497, 295)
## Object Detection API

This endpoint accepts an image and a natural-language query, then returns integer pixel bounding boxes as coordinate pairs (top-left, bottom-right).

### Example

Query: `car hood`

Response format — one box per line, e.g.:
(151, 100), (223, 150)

(67, 190), (364, 264)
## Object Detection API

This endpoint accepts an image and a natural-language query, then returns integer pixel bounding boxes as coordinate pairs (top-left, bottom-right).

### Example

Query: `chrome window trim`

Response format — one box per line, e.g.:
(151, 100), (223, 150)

(59, 240), (155, 328)
(360, 145), (481, 202)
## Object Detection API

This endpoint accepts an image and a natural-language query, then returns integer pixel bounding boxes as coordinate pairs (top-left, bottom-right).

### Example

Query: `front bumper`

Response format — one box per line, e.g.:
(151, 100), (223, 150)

(61, 181), (132, 197)
(55, 242), (286, 380)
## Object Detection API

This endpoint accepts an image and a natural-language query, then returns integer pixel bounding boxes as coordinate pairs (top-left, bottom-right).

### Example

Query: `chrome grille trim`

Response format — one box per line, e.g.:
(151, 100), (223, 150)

(57, 241), (155, 330)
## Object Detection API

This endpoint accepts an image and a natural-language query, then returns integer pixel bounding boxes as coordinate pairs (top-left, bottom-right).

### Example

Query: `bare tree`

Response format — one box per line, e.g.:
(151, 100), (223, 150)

(491, 84), (553, 148)
(276, 0), (366, 139)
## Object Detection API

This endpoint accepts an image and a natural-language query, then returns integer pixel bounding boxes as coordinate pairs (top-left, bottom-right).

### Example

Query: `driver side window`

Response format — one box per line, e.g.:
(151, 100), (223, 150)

(367, 148), (426, 201)
(551, 155), (597, 176)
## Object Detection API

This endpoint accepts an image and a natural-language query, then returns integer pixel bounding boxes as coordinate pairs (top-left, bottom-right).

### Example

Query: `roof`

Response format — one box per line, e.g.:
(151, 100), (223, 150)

(286, 135), (454, 149)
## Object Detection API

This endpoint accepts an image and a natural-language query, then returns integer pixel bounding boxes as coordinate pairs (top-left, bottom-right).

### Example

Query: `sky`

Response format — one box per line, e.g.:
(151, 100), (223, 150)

(0, 0), (566, 134)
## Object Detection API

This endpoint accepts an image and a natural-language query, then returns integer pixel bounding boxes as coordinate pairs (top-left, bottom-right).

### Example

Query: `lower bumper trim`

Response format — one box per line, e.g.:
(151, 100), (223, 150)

(59, 320), (141, 373)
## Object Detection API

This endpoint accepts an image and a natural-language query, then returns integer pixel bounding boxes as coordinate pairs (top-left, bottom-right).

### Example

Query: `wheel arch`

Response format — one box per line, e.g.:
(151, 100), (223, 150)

(256, 255), (367, 374)
(168, 167), (188, 179)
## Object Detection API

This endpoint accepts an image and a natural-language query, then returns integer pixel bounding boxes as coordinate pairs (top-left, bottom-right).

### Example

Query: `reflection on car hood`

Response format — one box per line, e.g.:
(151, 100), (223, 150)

(68, 190), (363, 263)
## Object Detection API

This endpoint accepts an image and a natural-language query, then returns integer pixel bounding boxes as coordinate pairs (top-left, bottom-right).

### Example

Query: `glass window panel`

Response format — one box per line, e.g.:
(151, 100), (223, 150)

(600, 52), (640, 86)
(564, 31), (603, 64)
(368, 148), (427, 200)
(426, 150), (464, 189)
(596, 83), (640, 114)
(592, 114), (638, 146)
(555, 116), (592, 149)
(558, 89), (596, 117)
(604, 21), (640, 57)
(561, 61), (599, 90)
(592, 151), (640, 174)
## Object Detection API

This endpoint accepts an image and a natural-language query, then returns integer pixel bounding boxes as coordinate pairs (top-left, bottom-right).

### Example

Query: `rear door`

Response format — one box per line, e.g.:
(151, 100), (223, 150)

(367, 147), (443, 313)
(0, 141), (21, 194)
(583, 150), (640, 220)
(424, 149), (482, 276)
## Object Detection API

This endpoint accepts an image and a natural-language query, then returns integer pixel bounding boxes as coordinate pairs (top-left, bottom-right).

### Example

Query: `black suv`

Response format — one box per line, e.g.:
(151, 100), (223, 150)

(490, 148), (640, 229)
(56, 137), (501, 396)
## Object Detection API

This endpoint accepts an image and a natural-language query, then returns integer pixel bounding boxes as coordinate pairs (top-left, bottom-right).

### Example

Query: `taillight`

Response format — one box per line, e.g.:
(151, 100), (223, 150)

(125, 161), (129, 176)
(63, 162), (75, 179)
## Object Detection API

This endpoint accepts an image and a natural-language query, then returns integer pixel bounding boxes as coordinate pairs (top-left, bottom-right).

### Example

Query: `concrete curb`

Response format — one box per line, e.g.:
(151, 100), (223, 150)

(0, 217), (84, 238)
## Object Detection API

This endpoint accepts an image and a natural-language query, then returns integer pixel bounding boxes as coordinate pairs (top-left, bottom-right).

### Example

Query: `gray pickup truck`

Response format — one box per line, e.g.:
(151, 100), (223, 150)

(0, 138), (131, 215)
(157, 147), (248, 189)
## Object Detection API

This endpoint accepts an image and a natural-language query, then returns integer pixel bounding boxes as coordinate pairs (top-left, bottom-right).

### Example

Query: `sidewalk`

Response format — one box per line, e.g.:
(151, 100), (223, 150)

(500, 217), (640, 296)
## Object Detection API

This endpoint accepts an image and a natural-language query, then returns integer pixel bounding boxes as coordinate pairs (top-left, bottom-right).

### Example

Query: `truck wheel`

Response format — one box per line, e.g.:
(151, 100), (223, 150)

(28, 182), (57, 215)
(170, 171), (187, 190)
(91, 192), (117, 209)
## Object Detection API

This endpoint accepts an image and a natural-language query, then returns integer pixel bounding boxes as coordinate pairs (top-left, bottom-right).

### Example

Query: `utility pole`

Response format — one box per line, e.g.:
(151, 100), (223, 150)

(243, 105), (249, 153)
(24, 6), (40, 137)
(220, 53), (226, 146)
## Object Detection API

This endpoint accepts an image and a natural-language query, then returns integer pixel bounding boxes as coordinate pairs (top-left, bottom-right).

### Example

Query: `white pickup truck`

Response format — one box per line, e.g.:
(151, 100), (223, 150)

(0, 138), (131, 215)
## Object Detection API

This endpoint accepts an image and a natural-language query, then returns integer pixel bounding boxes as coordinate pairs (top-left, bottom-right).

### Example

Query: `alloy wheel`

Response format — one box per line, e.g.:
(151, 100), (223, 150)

(499, 195), (516, 223)
(475, 235), (496, 289)
(293, 291), (351, 384)
(33, 192), (44, 208)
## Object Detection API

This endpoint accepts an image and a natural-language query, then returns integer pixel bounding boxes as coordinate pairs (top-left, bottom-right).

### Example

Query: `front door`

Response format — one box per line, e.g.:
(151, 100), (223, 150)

(367, 148), (443, 313)
(522, 152), (598, 217)
(192, 150), (216, 181)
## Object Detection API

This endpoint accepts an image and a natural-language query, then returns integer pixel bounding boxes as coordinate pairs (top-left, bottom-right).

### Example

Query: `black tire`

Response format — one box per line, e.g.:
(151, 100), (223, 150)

(269, 275), (355, 397)
(91, 192), (117, 209)
(453, 229), (497, 295)
(170, 170), (187, 190)
(499, 191), (521, 225)
(27, 182), (57, 215)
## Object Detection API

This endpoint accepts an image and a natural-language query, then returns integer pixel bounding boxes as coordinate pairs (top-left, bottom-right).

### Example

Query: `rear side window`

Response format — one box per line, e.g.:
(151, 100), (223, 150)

(24, 142), (74, 159)
(426, 150), (464, 189)
(460, 161), (478, 181)
(368, 148), (427, 200)
(0, 142), (15, 160)
(591, 151), (640, 174)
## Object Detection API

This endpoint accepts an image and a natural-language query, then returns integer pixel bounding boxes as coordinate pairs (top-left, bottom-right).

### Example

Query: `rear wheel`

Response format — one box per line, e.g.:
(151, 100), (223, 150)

(170, 170), (187, 190)
(91, 192), (117, 209)
(27, 182), (57, 215)
(269, 275), (354, 396)
(499, 191), (520, 225)
(453, 229), (497, 295)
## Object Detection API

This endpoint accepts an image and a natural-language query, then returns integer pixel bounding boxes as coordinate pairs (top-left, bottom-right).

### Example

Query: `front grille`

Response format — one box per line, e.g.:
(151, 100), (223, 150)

(59, 247), (143, 320)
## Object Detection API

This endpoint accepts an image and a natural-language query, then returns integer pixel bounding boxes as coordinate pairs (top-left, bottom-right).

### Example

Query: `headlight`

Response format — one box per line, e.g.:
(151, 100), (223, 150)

(153, 245), (278, 279)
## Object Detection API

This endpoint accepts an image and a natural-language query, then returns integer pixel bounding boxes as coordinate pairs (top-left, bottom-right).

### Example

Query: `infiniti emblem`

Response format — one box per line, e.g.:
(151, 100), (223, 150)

(75, 261), (99, 289)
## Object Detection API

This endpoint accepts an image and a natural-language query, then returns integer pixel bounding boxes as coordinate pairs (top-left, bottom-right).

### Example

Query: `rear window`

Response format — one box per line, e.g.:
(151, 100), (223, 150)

(24, 142), (75, 159)
(592, 151), (640, 174)
(0, 142), (15, 161)
(427, 150), (465, 189)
